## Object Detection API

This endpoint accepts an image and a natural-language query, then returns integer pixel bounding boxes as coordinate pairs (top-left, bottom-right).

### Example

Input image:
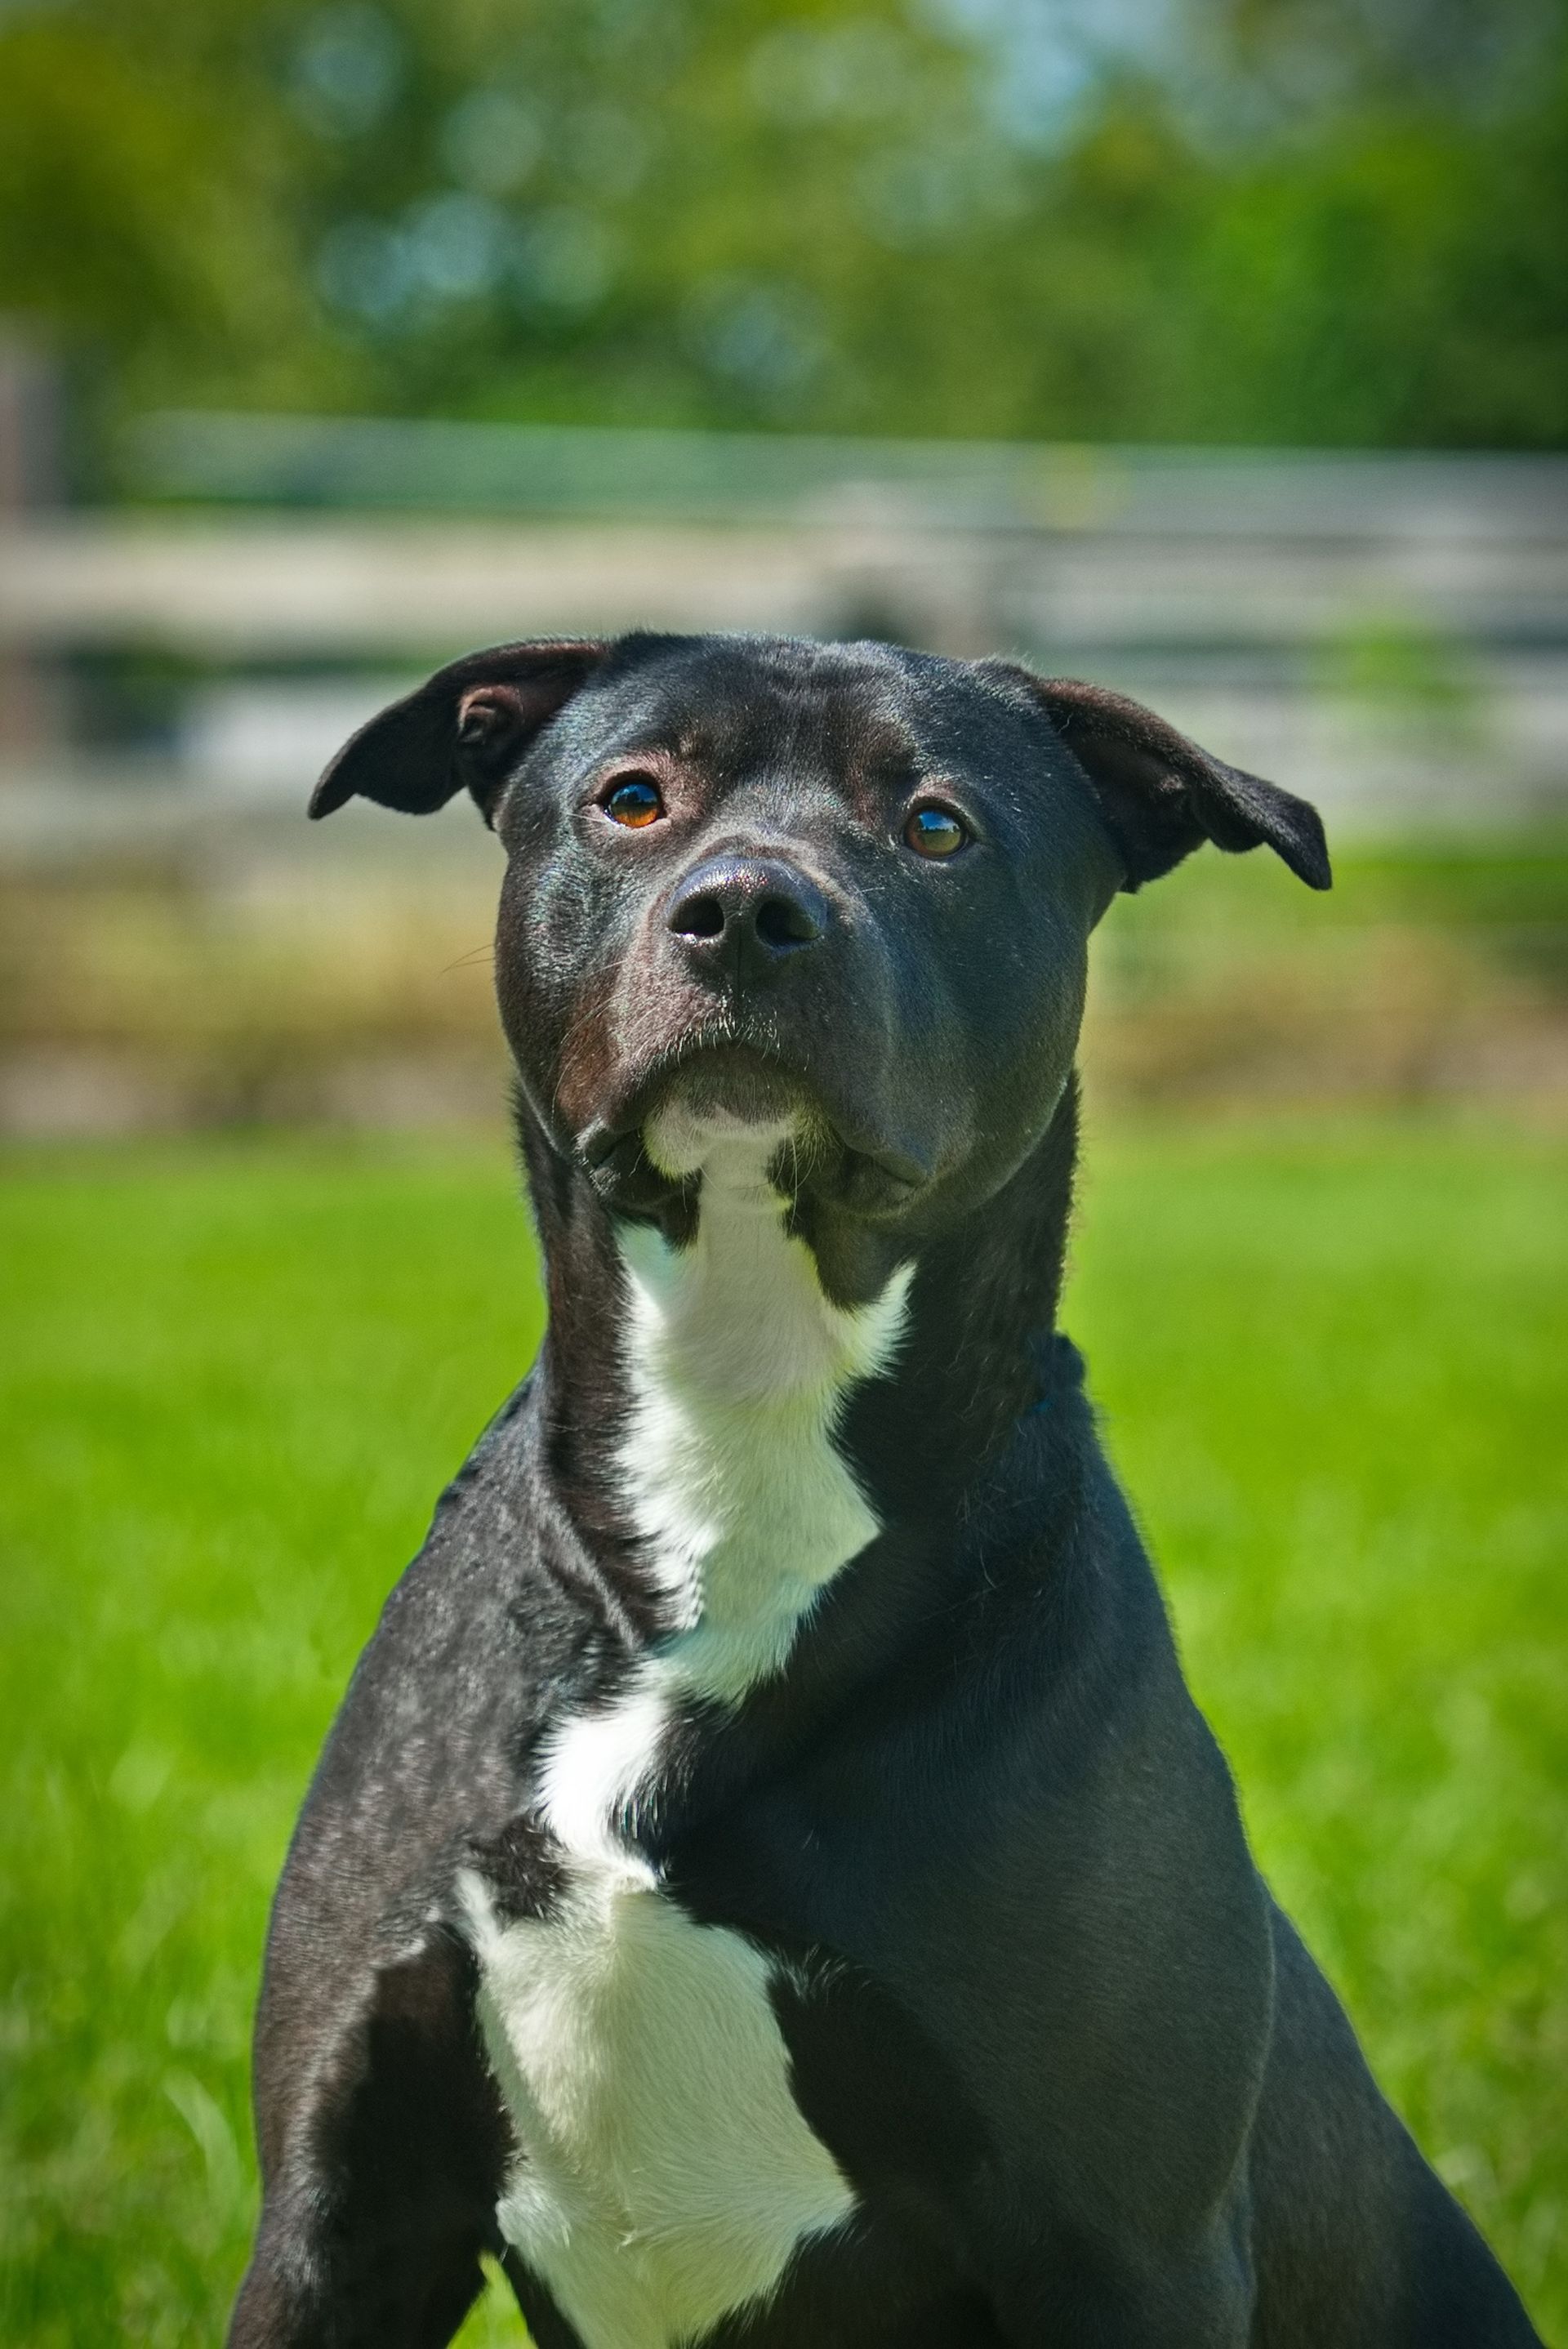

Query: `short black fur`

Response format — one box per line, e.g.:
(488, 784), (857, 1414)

(230, 634), (1540, 2349)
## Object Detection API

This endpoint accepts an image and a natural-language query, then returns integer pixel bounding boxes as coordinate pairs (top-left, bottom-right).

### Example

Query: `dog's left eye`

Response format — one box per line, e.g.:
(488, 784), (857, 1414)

(603, 776), (665, 828)
(904, 805), (969, 858)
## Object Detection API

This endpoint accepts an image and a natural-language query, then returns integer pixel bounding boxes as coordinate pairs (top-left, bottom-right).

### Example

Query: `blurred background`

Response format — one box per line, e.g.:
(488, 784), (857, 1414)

(2, 0), (1568, 1128)
(1, 1), (1565, 2342)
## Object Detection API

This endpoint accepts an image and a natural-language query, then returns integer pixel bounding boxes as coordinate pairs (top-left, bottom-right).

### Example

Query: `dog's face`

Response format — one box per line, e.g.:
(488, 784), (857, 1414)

(490, 638), (1120, 1236)
(316, 633), (1328, 1269)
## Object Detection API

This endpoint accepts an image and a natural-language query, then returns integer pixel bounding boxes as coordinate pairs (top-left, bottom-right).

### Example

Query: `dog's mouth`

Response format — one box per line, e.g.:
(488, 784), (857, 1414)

(576, 1036), (929, 1219)
(651, 1047), (805, 1134)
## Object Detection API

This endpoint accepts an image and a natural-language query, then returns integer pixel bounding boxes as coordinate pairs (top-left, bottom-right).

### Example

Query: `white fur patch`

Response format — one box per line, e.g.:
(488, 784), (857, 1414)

(466, 1865), (852, 2349)
(468, 1117), (907, 2348)
(613, 1112), (910, 1705)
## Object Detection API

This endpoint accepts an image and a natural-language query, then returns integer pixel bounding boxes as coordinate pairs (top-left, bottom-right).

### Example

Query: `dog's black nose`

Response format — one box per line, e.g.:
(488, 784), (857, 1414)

(666, 854), (828, 986)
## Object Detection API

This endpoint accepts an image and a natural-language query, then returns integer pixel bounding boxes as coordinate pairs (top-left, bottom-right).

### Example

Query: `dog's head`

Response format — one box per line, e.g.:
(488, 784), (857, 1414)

(315, 634), (1327, 1273)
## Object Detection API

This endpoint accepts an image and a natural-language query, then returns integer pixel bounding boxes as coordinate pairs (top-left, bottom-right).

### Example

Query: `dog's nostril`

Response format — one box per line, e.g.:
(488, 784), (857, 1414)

(755, 894), (820, 951)
(671, 893), (725, 940)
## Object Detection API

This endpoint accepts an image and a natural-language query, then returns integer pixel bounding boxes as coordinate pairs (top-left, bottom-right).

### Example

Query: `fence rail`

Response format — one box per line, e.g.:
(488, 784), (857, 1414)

(1, 427), (1566, 827)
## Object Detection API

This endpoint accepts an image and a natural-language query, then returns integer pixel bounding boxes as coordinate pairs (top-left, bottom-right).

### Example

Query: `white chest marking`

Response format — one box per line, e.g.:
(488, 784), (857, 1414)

(468, 1123), (909, 2349)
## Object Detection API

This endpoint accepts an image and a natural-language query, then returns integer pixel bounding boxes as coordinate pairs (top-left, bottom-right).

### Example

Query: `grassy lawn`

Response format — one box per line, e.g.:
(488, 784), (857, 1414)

(1, 1118), (1563, 2344)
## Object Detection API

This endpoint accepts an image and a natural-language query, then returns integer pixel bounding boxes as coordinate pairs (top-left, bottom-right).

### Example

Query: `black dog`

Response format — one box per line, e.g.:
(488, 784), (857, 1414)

(229, 634), (1542, 2348)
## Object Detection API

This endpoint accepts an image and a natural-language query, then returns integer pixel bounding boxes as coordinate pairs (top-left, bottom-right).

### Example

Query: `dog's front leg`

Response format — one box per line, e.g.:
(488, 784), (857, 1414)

(228, 1932), (512, 2349)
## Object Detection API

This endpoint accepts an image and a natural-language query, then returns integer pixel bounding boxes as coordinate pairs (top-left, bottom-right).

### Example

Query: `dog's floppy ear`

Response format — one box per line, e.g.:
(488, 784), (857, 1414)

(984, 664), (1330, 893)
(310, 639), (610, 824)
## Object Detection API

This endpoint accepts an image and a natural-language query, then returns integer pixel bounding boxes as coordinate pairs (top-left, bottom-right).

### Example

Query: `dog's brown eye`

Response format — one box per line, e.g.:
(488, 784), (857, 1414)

(604, 776), (664, 829)
(905, 805), (967, 858)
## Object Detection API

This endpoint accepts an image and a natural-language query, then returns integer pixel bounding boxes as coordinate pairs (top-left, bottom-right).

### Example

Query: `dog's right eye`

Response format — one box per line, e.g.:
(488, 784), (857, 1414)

(602, 776), (665, 828)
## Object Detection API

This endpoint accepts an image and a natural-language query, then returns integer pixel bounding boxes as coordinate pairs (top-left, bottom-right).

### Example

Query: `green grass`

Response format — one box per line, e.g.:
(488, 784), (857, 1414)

(1, 1119), (1564, 2344)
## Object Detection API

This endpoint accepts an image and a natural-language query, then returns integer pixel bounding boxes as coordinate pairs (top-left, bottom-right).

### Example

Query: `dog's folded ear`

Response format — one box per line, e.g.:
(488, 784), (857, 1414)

(310, 639), (610, 824)
(983, 664), (1330, 893)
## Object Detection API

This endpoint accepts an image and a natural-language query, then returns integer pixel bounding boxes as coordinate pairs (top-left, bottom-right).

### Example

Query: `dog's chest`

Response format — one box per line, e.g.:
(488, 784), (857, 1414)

(465, 1139), (906, 2349)
(468, 1754), (852, 2349)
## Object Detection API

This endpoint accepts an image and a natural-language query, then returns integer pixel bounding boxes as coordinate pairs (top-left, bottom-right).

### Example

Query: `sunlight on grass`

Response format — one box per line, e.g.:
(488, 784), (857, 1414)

(453, 2257), (532, 2347)
(1, 1118), (1563, 2342)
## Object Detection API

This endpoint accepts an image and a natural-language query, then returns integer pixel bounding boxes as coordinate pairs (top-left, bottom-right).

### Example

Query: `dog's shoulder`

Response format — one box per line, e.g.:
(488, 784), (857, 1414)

(250, 1379), (620, 2093)
(305, 1374), (607, 1803)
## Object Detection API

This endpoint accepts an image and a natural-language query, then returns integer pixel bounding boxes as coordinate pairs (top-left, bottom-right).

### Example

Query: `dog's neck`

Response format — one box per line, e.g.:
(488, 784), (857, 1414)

(609, 1125), (913, 1707)
(518, 1078), (1080, 1637)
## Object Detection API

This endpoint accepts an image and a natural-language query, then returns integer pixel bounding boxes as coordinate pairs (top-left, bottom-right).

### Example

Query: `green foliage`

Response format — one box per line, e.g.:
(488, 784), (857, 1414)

(0, 1122), (1563, 2342)
(0, 0), (1564, 450)
(0, 11), (323, 417)
(0, 1141), (544, 2344)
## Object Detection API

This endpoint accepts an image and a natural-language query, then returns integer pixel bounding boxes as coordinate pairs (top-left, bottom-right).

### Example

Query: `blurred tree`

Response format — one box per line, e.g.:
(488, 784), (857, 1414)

(0, 0), (1562, 457)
